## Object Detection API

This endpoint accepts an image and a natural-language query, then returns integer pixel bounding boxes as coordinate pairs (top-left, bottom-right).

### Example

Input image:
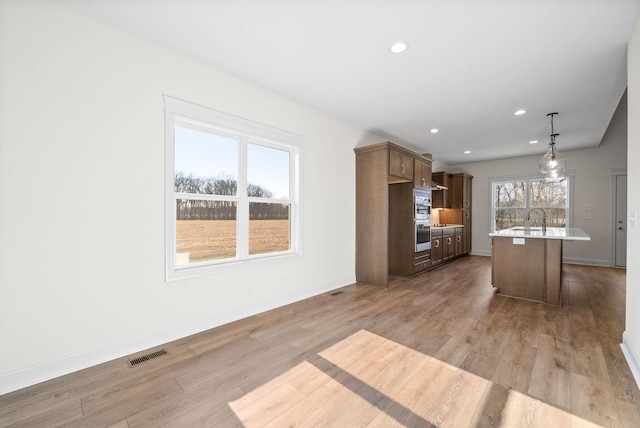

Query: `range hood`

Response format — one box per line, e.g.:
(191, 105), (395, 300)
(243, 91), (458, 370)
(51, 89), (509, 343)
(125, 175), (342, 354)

(431, 182), (448, 191)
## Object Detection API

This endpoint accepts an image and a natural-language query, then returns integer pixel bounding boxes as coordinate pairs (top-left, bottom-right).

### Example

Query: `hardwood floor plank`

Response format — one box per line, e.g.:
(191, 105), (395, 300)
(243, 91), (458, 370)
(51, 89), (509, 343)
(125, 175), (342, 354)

(616, 398), (640, 428)
(500, 387), (573, 427)
(570, 372), (622, 427)
(160, 386), (246, 428)
(375, 357), (458, 426)
(570, 328), (611, 381)
(422, 369), (491, 427)
(0, 398), (83, 428)
(491, 330), (537, 393)
(527, 333), (572, 409)
(474, 383), (509, 428)
(600, 334), (640, 405)
(434, 317), (485, 367)
(461, 305), (515, 379)
(541, 304), (571, 342)
(79, 378), (184, 423)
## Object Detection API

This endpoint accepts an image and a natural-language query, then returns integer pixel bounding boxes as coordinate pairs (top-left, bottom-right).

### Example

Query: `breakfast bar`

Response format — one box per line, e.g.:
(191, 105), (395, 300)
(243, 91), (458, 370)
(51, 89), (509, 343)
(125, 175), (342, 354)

(489, 227), (591, 305)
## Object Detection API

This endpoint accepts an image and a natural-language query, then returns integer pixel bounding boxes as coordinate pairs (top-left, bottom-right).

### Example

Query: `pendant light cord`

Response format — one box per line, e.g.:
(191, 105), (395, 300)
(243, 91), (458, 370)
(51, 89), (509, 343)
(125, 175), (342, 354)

(547, 112), (559, 150)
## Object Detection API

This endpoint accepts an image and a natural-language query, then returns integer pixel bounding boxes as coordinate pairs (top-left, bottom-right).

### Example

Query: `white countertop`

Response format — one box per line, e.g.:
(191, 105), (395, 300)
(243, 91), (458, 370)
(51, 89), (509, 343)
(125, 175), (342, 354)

(489, 227), (591, 241)
(432, 224), (464, 230)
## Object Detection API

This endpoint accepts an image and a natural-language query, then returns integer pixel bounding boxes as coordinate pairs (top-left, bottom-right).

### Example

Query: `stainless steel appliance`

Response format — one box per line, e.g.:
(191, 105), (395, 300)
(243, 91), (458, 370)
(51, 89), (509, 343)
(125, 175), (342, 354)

(414, 190), (431, 220)
(415, 221), (431, 251)
(414, 189), (432, 251)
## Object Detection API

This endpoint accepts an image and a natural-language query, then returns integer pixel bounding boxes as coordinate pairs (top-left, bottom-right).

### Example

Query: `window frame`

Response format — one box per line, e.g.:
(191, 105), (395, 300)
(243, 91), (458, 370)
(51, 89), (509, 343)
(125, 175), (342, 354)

(489, 171), (574, 232)
(164, 96), (302, 281)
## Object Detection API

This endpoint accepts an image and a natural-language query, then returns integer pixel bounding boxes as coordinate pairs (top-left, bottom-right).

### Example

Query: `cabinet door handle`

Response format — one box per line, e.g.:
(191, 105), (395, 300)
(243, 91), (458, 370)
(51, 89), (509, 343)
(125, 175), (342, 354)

(447, 237), (452, 244)
(401, 163), (406, 174)
(457, 236), (461, 242)
(434, 240), (439, 248)
(422, 177), (426, 186)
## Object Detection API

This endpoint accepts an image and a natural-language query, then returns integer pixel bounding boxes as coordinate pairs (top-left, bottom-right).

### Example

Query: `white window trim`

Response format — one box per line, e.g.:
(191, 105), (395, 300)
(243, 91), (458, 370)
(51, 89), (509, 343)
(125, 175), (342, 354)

(488, 170), (574, 232)
(164, 95), (302, 281)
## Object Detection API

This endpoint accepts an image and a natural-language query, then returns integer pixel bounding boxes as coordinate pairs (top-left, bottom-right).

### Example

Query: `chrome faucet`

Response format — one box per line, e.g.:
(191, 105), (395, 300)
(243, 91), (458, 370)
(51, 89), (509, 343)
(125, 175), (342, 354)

(526, 208), (547, 234)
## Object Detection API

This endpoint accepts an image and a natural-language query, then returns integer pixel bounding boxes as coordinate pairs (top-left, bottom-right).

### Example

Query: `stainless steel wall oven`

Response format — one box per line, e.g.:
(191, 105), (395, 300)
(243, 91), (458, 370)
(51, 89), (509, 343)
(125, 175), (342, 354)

(414, 189), (431, 251)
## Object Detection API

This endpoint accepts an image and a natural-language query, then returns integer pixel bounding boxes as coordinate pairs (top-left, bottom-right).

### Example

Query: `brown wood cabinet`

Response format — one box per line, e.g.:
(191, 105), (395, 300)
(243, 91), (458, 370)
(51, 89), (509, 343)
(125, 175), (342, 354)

(452, 173), (473, 254)
(388, 182), (415, 277)
(492, 236), (563, 305)
(451, 173), (472, 209)
(455, 227), (463, 256)
(442, 228), (456, 261)
(437, 172), (473, 255)
(462, 208), (471, 254)
(389, 149), (414, 182)
(355, 142), (432, 286)
(413, 250), (431, 274)
(432, 172), (452, 208)
(414, 159), (432, 189)
(431, 229), (443, 266)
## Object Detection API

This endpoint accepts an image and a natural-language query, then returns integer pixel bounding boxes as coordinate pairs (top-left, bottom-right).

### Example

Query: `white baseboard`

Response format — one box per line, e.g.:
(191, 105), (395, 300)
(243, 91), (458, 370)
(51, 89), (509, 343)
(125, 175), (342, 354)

(470, 250), (491, 257)
(621, 331), (640, 390)
(0, 276), (355, 396)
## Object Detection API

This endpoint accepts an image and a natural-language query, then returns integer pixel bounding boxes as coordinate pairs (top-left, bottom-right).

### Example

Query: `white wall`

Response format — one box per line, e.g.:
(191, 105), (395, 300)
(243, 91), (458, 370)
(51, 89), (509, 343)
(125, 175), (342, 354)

(0, 0), (382, 393)
(622, 12), (640, 387)
(448, 92), (627, 266)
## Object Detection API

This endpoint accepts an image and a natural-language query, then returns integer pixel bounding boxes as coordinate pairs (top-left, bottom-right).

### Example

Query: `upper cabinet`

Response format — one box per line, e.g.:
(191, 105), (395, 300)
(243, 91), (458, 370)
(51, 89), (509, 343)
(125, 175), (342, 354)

(389, 149), (414, 182)
(437, 172), (473, 254)
(432, 172), (452, 208)
(451, 173), (473, 209)
(414, 159), (432, 189)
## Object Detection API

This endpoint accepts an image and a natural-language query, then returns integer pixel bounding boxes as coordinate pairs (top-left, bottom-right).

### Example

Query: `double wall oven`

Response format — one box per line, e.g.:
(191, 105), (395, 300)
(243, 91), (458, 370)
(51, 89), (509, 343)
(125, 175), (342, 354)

(414, 189), (432, 252)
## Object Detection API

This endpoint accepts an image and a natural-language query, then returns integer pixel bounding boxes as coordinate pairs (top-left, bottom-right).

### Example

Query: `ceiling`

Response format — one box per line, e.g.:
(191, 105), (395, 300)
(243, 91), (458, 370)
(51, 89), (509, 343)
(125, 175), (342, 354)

(55, 0), (639, 165)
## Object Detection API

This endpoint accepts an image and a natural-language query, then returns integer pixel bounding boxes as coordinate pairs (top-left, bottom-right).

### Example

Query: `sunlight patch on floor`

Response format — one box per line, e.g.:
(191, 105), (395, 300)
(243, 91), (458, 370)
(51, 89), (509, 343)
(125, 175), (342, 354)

(228, 329), (597, 427)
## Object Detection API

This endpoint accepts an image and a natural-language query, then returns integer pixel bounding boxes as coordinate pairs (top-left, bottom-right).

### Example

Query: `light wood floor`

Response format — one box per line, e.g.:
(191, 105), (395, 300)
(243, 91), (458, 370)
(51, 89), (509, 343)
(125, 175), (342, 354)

(1, 256), (639, 427)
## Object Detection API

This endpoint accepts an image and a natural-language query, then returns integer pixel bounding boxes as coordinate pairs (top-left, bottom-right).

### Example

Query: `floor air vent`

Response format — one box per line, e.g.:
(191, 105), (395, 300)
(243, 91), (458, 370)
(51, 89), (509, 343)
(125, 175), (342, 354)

(329, 290), (344, 296)
(128, 349), (168, 367)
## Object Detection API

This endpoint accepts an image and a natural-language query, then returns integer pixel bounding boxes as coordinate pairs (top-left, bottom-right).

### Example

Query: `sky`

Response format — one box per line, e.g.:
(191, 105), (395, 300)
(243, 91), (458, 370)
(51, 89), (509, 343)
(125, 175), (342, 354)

(175, 126), (290, 199)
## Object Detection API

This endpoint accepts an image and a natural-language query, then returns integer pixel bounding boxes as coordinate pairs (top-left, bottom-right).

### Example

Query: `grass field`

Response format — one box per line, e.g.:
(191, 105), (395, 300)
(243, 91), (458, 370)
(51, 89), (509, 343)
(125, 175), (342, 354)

(176, 219), (289, 264)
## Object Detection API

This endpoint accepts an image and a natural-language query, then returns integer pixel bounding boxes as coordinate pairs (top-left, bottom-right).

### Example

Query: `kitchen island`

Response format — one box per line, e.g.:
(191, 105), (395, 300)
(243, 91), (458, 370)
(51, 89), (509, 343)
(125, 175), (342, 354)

(489, 227), (590, 305)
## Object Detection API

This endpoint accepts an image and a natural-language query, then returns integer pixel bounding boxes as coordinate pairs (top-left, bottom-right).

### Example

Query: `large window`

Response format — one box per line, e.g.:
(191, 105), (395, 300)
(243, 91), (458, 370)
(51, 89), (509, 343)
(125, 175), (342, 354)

(491, 174), (571, 232)
(165, 96), (301, 280)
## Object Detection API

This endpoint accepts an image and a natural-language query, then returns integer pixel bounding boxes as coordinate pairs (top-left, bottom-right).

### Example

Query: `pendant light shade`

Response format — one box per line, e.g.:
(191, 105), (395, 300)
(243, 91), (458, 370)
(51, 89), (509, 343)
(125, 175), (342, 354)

(539, 113), (566, 179)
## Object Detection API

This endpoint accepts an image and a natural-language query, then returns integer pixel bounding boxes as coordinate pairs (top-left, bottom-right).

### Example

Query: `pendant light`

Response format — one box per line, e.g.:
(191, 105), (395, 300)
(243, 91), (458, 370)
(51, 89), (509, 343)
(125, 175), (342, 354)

(539, 112), (566, 179)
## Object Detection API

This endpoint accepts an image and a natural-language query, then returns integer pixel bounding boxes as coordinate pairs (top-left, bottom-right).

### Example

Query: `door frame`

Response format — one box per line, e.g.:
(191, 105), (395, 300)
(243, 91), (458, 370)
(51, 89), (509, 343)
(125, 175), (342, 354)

(610, 168), (627, 266)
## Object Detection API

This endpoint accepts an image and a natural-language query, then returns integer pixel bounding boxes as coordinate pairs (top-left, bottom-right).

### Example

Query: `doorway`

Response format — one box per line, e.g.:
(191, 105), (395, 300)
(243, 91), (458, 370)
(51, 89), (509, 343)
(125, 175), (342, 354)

(612, 170), (627, 267)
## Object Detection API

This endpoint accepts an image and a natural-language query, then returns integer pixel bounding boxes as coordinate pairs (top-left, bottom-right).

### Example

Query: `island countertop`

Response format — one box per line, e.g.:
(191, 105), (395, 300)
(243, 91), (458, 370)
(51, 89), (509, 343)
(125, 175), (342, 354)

(489, 227), (591, 241)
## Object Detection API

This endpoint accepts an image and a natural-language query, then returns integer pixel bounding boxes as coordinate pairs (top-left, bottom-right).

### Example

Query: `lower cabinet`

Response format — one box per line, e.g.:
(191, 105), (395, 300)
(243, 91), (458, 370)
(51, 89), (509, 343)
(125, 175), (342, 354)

(406, 227), (468, 276)
(455, 227), (463, 256)
(428, 227), (467, 271)
(413, 250), (431, 274)
(443, 229), (455, 261)
(431, 229), (443, 266)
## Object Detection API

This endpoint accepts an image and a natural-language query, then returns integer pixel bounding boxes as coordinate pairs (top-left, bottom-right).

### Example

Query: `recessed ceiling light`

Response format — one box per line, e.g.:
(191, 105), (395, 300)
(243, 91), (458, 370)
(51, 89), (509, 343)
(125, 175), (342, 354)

(529, 140), (539, 144)
(464, 150), (471, 154)
(390, 42), (408, 54)
(430, 128), (439, 134)
(514, 109), (527, 116)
